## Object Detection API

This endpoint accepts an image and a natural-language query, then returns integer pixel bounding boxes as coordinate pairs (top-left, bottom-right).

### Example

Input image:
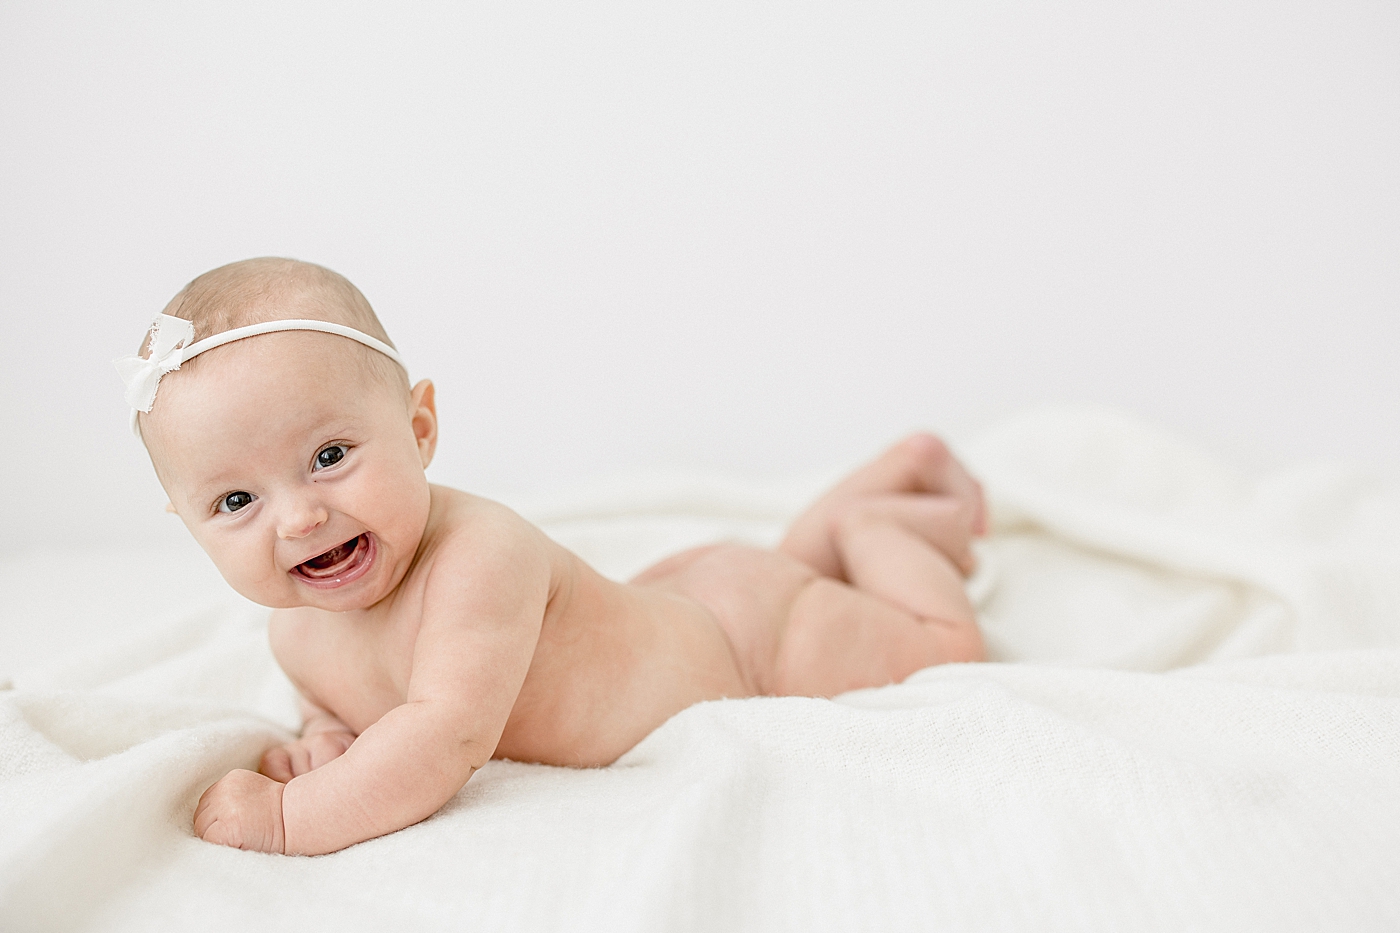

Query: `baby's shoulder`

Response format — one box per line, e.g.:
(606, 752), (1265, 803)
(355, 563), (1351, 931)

(427, 485), (548, 557)
(419, 485), (562, 596)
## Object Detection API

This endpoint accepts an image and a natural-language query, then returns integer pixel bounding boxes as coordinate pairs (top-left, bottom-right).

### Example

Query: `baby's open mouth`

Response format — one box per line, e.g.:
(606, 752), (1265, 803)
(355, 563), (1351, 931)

(292, 534), (375, 588)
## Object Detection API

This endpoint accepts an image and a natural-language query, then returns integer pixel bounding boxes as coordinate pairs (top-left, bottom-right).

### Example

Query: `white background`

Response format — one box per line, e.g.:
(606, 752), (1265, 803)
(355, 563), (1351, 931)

(1, 0), (1396, 554)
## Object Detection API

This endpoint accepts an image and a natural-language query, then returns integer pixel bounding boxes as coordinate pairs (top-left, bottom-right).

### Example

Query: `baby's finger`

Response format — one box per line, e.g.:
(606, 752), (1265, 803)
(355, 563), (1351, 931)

(193, 786), (219, 837)
(308, 732), (352, 770)
(200, 817), (239, 848)
(260, 746), (293, 783)
(288, 742), (313, 776)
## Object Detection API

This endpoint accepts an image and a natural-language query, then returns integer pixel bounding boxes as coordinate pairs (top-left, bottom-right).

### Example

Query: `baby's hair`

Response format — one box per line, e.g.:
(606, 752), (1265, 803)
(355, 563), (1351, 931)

(148, 257), (408, 392)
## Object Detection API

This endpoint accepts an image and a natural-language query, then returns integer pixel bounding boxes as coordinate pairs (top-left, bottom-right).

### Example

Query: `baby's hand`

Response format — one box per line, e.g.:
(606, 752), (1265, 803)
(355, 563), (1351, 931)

(259, 730), (355, 783)
(193, 768), (285, 853)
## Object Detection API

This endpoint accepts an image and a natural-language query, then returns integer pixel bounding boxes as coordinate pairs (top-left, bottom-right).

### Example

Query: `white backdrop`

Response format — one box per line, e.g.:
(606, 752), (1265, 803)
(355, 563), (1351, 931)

(1, 0), (1397, 554)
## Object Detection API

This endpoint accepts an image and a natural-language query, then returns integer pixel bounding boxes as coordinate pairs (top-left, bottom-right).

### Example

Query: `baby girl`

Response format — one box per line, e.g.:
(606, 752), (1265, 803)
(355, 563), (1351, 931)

(117, 258), (988, 855)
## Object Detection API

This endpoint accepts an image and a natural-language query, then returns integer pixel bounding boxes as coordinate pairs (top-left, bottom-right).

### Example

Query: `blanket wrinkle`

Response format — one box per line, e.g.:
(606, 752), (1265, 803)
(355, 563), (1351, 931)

(595, 729), (765, 933)
(0, 719), (279, 932)
(3, 406), (1400, 932)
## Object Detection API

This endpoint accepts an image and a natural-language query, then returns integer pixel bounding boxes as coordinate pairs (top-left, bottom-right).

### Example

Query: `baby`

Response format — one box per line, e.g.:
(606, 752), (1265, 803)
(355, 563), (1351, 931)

(120, 258), (988, 855)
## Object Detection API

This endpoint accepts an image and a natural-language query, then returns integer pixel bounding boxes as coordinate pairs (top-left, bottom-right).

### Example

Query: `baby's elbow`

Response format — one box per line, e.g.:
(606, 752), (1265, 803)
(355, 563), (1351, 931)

(457, 735), (496, 773)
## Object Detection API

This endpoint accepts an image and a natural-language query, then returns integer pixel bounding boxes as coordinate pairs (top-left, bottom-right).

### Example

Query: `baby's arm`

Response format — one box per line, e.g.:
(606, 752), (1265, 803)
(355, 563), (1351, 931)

(194, 524), (552, 855)
(259, 697), (356, 783)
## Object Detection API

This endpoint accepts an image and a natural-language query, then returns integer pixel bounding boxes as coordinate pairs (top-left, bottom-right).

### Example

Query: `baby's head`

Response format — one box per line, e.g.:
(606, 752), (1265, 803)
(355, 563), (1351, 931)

(132, 258), (437, 612)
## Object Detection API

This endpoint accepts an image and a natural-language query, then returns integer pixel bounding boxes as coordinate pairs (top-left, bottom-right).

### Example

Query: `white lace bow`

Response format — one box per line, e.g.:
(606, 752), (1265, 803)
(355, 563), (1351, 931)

(112, 314), (196, 413)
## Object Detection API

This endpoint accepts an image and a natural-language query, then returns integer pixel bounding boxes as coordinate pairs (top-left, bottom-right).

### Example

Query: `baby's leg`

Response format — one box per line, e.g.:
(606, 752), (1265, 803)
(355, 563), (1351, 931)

(774, 513), (983, 696)
(832, 501), (978, 628)
(779, 433), (985, 580)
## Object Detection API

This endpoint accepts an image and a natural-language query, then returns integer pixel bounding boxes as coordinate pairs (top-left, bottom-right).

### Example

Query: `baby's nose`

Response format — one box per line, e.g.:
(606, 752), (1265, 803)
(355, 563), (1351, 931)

(276, 501), (330, 540)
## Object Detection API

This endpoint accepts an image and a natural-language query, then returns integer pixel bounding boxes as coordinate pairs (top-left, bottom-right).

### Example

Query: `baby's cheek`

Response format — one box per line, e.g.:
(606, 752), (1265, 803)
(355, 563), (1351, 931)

(204, 539), (295, 607)
(358, 463), (430, 543)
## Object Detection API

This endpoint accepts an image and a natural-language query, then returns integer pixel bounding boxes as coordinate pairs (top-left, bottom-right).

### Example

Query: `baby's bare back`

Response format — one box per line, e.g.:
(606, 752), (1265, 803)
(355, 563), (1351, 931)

(490, 548), (743, 766)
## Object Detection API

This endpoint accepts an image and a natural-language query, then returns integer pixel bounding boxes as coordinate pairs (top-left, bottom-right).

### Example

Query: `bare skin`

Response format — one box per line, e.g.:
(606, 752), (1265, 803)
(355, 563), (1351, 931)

(143, 263), (986, 856)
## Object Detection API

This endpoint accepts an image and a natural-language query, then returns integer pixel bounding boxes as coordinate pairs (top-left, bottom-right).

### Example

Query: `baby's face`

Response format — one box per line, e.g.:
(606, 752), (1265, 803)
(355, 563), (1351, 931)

(142, 332), (436, 612)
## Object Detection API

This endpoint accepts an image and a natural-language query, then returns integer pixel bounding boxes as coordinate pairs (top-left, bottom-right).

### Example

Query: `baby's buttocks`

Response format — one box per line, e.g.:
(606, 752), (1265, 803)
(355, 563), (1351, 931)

(634, 543), (817, 696)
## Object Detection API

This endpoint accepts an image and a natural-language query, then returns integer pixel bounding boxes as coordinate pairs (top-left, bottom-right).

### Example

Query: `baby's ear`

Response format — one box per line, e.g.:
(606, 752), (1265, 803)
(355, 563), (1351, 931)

(409, 379), (438, 468)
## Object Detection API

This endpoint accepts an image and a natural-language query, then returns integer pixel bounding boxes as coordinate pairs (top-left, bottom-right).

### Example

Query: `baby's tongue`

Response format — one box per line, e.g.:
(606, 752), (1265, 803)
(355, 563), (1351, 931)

(301, 536), (360, 575)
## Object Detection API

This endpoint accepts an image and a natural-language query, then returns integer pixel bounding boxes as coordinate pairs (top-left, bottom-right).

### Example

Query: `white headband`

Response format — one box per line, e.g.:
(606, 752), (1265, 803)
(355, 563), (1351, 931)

(114, 314), (408, 438)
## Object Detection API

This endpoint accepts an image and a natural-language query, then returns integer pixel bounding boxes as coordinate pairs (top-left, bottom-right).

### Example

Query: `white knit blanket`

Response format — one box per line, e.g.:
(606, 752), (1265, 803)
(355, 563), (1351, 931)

(2, 408), (1398, 932)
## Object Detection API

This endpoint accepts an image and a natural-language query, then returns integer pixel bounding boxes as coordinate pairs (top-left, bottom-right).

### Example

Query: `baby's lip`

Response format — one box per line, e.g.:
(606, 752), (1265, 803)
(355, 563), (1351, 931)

(290, 533), (376, 589)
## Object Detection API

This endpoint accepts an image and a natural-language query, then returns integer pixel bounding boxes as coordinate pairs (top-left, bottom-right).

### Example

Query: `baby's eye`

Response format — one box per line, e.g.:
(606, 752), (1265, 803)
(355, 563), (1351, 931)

(314, 445), (348, 471)
(219, 491), (255, 514)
